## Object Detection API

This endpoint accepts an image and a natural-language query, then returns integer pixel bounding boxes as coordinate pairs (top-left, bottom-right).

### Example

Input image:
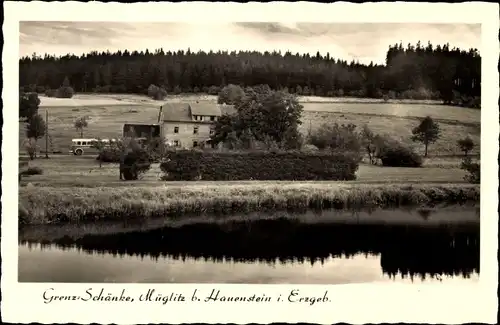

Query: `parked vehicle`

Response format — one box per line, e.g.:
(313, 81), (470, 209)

(69, 138), (116, 155)
(69, 137), (149, 155)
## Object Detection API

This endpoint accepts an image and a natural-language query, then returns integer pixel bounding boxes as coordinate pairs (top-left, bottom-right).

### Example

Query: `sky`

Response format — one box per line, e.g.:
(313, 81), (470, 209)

(19, 22), (481, 65)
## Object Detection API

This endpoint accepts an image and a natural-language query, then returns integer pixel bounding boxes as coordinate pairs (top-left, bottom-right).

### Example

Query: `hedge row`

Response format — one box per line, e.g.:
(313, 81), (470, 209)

(160, 150), (360, 181)
(97, 149), (121, 162)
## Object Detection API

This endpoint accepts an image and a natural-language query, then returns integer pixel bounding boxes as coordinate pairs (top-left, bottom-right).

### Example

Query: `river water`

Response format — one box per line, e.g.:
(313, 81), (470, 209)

(19, 206), (480, 283)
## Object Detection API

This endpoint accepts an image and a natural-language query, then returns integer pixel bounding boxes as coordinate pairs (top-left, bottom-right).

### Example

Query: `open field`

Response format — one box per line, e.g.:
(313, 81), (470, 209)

(301, 111), (480, 156)
(302, 102), (480, 124)
(37, 93), (444, 107)
(20, 94), (480, 157)
(19, 154), (471, 187)
(19, 182), (479, 225)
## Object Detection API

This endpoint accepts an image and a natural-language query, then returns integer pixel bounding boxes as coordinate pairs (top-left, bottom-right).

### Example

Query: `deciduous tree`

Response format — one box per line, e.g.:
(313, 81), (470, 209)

(19, 92), (40, 121)
(74, 116), (89, 137)
(411, 116), (441, 157)
(457, 136), (474, 157)
(25, 114), (46, 159)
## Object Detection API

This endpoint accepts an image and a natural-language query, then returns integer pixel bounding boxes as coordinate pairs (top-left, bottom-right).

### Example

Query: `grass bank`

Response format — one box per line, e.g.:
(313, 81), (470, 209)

(19, 183), (480, 225)
(19, 204), (479, 243)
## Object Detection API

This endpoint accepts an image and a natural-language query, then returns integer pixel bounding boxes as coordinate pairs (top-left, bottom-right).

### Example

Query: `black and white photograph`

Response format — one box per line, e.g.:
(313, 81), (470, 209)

(2, 1), (498, 324)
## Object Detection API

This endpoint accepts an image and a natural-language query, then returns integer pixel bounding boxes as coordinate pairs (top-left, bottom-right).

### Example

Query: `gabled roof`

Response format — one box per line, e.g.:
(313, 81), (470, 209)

(161, 103), (192, 122)
(161, 102), (237, 122)
(190, 102), (222, 117)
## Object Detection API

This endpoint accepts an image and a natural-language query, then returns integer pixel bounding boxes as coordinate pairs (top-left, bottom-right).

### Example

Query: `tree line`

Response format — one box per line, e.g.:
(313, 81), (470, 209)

(19, 41), (480, 106)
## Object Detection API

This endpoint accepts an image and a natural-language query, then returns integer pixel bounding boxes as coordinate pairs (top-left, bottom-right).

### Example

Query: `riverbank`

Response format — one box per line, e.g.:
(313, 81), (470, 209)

(19, 183), (480, 225)
(19, 203), (479, 243)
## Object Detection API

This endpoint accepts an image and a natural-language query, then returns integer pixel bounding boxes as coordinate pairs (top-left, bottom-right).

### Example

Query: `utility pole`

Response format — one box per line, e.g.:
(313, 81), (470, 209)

(45, 109), (49, 159)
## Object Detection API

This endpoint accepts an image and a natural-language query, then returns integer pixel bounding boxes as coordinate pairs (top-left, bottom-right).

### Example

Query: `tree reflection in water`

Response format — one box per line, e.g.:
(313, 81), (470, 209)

(21, 217), (479, 279)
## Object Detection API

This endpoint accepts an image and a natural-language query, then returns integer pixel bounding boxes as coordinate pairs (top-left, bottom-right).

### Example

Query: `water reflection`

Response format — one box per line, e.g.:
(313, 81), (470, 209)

(19, 214), (479, 283)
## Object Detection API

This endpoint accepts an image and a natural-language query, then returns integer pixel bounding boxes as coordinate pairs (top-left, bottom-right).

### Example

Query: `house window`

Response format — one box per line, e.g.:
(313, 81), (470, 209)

(174, 127), (179, 134)
(193, 126), (199, 134)
(173, 140), (179, 147)
(210, 116), (215, 121)
(193, 141), (198, 148)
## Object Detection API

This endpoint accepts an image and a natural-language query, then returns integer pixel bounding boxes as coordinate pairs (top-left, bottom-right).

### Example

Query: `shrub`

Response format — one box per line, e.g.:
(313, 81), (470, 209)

(54, 76), (75, 98)
(207, 85), (221, 95)
(160, 150), (359, 181)
(55, 86), (74, 98)
(99, 137), (164, 165)
(359, 124), (378, 164)
(377, 139), (423, 168)
(217, 84), (245, 105)
(20, 166), (43, 177)
(44, 89), (57, 97)
(147, 84), (168, 100)
(56, 77), (75, 98)
(460, 157), (480, 184)
(95, 85), (112, 93)
(97, 149), (121, 162)
(173, 85), (182, 94)
(334, 89), (344, 97)
(98, 138), (155, 180)
(24, 138), (39, 160)
(308, 123), (362, 154)
(457, 136), (475, 157)
(386, 90), (396, 100)
(111, 85), (127, 93)
(120, 150), (152, 181)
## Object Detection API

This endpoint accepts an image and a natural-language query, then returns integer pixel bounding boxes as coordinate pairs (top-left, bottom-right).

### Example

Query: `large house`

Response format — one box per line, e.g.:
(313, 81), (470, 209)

(159, 102), (236, 148)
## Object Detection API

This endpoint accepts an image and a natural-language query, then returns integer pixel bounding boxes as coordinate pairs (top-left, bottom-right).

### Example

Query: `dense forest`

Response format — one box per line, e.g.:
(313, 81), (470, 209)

(19, 41), (481, 105)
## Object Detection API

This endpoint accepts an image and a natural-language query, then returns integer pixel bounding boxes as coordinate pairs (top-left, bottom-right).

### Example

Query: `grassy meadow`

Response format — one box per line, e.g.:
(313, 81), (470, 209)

(20, 154), (470, 187)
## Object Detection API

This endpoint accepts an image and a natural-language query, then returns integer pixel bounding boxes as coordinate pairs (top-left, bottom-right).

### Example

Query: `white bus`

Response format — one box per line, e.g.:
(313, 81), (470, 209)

(69, 137), (149, 155)
(69, 138), (117, 155)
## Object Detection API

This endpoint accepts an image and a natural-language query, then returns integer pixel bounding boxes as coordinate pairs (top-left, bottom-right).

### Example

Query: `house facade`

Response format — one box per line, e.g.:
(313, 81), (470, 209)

(160, 102), (235, 148)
